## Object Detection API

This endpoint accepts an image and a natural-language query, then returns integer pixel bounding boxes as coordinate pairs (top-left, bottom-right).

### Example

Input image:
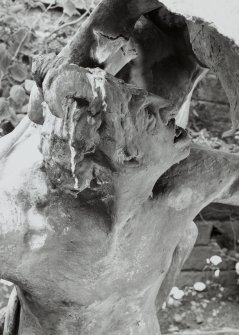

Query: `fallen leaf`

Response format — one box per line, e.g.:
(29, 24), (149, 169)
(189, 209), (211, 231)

(196, 315), (203, 324)
(173, 313), (184, 323)
(0, 44), (11, 74)
(62, 0), (78, 17)
(9, 63), (28, 82)
(10, 85), (27, 106)
(0, 98), (9, 118)
(10, 4), (25, 13)
(9, 27), (31, 56)
(201, 301), (208, 309)
(24, 79), (35, 94)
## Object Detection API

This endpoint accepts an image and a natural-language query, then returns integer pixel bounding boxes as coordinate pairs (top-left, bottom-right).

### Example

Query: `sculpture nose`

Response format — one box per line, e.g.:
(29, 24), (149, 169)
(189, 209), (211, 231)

(167, 118), (176, 130)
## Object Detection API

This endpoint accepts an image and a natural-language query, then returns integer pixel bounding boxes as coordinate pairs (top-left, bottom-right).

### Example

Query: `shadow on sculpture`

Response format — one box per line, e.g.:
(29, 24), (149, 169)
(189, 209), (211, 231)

(1, 1), (239, 334)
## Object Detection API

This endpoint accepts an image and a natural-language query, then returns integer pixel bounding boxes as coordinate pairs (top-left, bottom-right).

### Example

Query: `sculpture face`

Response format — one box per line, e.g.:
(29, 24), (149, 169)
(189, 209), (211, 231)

(41, 66), (191, 196)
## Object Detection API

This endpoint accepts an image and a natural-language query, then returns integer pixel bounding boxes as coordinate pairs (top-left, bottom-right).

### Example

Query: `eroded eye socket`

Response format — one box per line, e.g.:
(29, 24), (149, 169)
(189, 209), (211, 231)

(145, 105), (158, 132)
(145, 105), (155, 118)
(74, 97), (90, 109)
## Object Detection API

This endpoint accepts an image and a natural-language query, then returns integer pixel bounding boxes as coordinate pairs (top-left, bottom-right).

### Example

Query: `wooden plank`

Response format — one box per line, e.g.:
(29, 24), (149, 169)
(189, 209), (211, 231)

(182, 245), (235, 271)
(164, 330), (239, 335)
(195, 221), (213, 246)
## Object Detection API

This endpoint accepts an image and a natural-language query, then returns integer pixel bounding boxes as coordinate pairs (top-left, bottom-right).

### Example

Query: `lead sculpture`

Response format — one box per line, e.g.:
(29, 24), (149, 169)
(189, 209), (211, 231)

(1, 1), (239, 334)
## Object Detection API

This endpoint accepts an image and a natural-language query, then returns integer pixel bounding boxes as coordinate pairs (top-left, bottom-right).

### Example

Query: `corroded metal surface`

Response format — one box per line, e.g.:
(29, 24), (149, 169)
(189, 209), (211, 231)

(1, 0), (239, 334)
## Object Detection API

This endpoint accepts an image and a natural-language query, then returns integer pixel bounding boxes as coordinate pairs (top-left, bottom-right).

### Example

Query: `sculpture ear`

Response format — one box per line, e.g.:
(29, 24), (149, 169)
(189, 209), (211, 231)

(28, 53), (56, 125)
(27, 84), (44, 125)
(42, 65), (94, 119)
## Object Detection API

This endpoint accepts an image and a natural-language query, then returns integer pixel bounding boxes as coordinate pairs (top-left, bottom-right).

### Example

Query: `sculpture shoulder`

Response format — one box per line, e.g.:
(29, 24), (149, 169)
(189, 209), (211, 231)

(0, 124), (49, 209)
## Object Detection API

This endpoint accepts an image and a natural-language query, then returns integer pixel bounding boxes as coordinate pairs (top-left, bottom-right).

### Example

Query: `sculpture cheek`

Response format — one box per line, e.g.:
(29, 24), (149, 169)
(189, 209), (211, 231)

(24, 231), (48, 251)
(24, 208), (52, 251)
(0, 198), (24, 235)
(27, 208), (49, 231)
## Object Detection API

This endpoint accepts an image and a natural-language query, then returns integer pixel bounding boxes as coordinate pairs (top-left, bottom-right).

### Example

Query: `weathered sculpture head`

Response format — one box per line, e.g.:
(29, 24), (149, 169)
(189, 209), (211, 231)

(40, 64), (190, 201)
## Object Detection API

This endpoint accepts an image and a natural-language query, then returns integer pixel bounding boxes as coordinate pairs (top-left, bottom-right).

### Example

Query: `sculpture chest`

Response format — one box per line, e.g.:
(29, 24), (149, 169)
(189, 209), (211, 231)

(0, 129), (184, 316)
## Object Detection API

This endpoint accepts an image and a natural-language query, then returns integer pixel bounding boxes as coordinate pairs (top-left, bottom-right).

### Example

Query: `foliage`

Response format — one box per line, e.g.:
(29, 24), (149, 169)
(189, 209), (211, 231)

(0, 0), (92, 135)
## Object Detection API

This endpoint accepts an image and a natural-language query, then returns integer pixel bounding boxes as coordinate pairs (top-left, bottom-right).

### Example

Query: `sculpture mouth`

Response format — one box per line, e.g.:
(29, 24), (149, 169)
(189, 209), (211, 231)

(167, 118), (190, 145)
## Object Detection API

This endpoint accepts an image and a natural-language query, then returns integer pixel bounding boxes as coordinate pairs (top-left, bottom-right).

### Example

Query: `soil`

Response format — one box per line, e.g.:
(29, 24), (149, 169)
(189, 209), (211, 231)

(159, 287), (239, 334)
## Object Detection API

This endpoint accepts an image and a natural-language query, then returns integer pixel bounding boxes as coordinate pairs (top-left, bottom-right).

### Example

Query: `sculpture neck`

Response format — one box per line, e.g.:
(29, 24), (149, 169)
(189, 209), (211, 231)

(17, 291), (161, 335)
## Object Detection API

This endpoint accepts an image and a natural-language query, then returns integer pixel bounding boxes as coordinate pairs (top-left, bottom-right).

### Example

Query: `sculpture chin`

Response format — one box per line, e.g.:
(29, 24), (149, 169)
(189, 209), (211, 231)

(174, 130), (191, 152)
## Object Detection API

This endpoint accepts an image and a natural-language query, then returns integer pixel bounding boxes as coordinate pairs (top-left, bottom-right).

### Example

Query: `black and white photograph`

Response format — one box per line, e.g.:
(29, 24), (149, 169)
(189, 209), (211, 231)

(0, 0), (239, 334)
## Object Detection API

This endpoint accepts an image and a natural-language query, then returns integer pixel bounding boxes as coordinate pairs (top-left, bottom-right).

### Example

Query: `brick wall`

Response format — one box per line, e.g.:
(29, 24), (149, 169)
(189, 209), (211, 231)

(177, 75), (239, 295)
(177, 220), (239, 296)
(189, 73), (231, 137)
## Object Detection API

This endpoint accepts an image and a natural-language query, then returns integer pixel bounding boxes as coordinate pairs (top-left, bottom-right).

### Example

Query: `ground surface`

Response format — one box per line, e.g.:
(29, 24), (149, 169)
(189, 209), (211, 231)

(159, 288), (239, 334)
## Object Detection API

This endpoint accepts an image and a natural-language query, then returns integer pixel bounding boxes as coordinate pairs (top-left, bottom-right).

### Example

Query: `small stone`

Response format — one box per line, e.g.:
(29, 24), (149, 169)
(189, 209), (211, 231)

(167, 297), (175, 306)
(196, 315), (203, 324)
(210, 255), (222, 266)
(168, 325), (179, 333)
(235, 262), (239, 275)
(193, 282), (206, 292)
(173, 300), (182, 308)
(173, 313), (183, 323)
(201, 301), (208, 309)
(170, 287), (184, 300)
(167, 296), (182, 308)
